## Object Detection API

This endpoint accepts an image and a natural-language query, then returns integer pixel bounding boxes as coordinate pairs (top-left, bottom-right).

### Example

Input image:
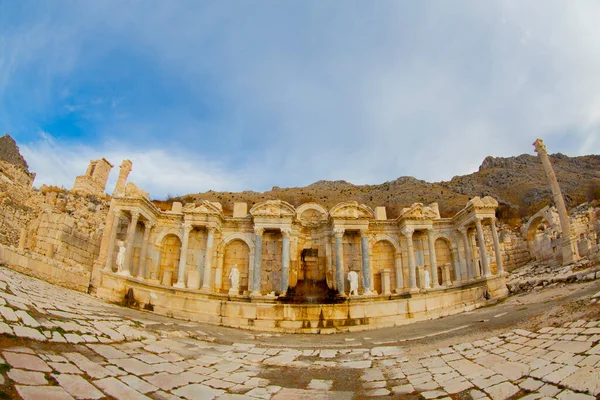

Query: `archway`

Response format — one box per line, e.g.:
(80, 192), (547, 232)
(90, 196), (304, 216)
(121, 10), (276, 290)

(222, 239), (251, 293)
(372, 240), (396, 293)
(435, 238), (453, 285)
(158, 234), (181, 285)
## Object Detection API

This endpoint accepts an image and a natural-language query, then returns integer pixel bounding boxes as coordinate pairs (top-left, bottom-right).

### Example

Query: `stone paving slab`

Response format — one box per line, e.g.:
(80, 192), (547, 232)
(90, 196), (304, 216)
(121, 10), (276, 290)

(0, 266), (599, 399)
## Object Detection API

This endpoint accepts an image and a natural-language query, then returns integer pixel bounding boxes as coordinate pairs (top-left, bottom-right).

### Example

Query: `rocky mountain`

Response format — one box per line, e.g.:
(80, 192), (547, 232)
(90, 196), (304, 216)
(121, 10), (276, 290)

(0, 134), (30, 172)
(170, 153), (600, 223)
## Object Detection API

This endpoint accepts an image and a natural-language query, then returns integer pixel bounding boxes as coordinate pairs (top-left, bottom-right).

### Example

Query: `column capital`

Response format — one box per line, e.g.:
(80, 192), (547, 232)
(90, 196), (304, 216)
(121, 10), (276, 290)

(206, 223), (218, 233)
(457, 226), (467, 235)
(360, 228), (369, 238)
(182, 222), (193, 232)
(254, 227), (265, 236)
(144, 220), (155, 229)
(130, 210), (140, 220)
(401, 227), (414, 237)
(280, 227), (292, 237)
(475, 215), (484, 223)
(333, 228), (345, 237)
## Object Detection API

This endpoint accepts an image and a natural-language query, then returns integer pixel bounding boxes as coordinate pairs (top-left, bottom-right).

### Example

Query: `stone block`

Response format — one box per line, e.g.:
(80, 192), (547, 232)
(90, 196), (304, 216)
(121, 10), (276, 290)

(375, 207), (387, 220)
(171, 202), (182, 213)
(233, 202), (248, 218)
(187, 270), (201, 290)
(161, 271), (173, 287)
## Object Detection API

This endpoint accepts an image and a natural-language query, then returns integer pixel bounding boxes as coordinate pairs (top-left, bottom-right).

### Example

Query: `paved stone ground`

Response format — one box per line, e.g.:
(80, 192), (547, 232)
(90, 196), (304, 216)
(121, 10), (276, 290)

(0, 265), (599, 399)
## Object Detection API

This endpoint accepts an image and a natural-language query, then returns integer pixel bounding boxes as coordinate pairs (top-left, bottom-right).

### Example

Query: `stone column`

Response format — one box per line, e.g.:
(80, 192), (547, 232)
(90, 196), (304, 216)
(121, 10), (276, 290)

(334, 228), (345, 295)
(426, 228), (439, 288)
(120, 211), (139, 276)
(458, 227), (473, 280)
(360, 230), (373, 294)
(281, 228), (291, 294)
(113, 159), (132, 196)
(174, 223), (193, 288)
(137, 221), (154, 279)
(451, 247), (462, 282)
(441, 265), (452, 286)
(489, 218), (504, 274)
(251, 227), (264, 295)
(475, 217), (491, 277)
(402, 227), (418, 292)
(201, 225), (216, 292)
(533, 139), (579, 263)
(18, 228), (27, 250)
(215, 253), (225, 292)
(394, 252), (404, 292)
(104, 211), (122, 272)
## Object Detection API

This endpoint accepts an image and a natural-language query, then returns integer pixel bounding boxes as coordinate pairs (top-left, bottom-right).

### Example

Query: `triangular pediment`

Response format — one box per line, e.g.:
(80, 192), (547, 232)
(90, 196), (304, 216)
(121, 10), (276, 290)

(184, 200), (223, 216)
(330, 201), (375, 220)
(250, 200), (296, 218)
(399, 203), (438, 221)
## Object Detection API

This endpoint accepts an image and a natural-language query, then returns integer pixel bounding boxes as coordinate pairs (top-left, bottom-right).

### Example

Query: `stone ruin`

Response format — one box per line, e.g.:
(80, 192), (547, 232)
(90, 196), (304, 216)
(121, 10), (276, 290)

(2, 135), (599, 332)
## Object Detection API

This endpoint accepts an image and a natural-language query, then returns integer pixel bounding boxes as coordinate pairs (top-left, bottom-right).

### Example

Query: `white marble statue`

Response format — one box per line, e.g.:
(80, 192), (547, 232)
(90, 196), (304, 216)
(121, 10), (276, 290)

(116, 240), (126, 272)
(229, 265), (240, 294)
(424, 269), (431, 289)
(347, 270), (359, 296)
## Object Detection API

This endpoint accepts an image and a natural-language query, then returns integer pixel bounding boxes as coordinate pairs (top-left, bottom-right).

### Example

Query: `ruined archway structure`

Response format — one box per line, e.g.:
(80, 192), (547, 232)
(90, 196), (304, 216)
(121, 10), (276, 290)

(94, 191), (508, 333)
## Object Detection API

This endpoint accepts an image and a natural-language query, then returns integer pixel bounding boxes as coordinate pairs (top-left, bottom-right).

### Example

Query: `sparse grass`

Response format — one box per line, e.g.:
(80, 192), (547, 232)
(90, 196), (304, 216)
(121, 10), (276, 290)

(0, 364), (10, 373)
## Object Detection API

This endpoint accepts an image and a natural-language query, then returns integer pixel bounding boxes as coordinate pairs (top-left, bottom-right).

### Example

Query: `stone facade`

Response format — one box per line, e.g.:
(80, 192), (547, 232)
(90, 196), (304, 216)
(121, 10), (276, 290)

(72, 158), (113, 196)
(95, 195), (506, 297)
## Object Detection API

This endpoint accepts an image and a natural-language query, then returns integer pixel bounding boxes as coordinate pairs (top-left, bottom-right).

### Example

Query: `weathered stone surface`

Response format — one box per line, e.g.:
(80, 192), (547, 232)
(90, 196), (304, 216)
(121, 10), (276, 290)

(54, 374), (105, 400)
(172, 383), (225, 400)
(7, 369), (47, 385)
(3, 352), (51, 372)
(560, 367), (600, 396)
(93, 377), (150, 400)
(16, 385), (75, 400)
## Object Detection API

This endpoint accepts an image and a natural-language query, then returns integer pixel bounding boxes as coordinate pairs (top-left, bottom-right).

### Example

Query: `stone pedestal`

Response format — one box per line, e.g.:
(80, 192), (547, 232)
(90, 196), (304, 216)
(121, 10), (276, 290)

(441, 264), (452, 287)
(187, 270), (201, 290)
(161, 271), (173, 287)
(381, 269), (391, 295)
(416, 266), (425, 289)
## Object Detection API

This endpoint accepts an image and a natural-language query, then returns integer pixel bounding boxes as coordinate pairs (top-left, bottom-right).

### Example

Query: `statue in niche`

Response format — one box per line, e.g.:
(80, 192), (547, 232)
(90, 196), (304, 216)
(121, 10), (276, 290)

(348, 270), (359, 296)
(424, 269), (431, 289)
(116, 240), (126, 272)
(229, 265), (240, 295)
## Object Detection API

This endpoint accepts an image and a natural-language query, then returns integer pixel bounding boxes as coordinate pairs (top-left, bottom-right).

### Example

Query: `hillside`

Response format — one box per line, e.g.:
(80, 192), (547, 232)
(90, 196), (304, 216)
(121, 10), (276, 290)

(164, 153), (600, 223)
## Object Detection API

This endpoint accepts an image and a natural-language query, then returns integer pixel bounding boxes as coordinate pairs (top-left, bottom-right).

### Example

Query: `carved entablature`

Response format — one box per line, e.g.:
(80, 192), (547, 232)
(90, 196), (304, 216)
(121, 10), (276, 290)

(250, 200), (296, 219)
(398, 203), (439, 222)
(296, 203), (328, 227)
(329, 201), (375, 220)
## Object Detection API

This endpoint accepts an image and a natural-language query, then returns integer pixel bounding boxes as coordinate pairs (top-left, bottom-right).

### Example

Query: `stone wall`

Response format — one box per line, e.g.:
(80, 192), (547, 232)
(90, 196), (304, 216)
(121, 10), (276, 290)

(498, 228), (531, 272)
(27, 211), (102, 271)
(0, 245), (91, 292)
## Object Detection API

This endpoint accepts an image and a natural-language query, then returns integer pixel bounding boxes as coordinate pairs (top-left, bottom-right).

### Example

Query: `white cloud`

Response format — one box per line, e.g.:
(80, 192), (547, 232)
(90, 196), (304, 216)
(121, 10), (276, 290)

(20, 132), (242, 198)
(3, 1), (600, 195)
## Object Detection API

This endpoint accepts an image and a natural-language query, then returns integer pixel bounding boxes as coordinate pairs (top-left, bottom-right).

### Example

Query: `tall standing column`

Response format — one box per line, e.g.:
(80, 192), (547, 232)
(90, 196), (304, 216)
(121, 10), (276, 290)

(475, 217), (491, 277)
(174, 223), (192, 288)
(533, 139), (579, 263)
(334, 228), (345, 295)
(201, 226), (216, 291)
(215, 253), (224, 292)
(120, 211), (139, 276)
(451, 247), (462, 282)
(360, 230), (373, 294)
(426, 228), (439, 288)
(104, 211), (122, 272)
(137, 221), (154, 279)
(281, 228), (291, 294)
(402, 228), (418, 292)
(251, 227), (264, 295)
(458, 227), (473, 279)
(113, 160), (132, 196)
(489, 218), (504, 274)
(394, 252), (404, 293)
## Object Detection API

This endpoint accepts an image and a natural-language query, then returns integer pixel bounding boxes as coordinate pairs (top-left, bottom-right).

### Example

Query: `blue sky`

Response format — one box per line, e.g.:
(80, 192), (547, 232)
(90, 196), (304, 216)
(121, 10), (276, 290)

(1, 1), (599, 198)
